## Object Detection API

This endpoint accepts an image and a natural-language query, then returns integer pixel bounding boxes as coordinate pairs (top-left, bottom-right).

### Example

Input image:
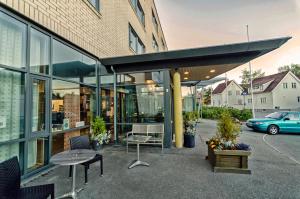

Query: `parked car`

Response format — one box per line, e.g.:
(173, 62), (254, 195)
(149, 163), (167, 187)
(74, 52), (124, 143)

(246, 111), (300, 135)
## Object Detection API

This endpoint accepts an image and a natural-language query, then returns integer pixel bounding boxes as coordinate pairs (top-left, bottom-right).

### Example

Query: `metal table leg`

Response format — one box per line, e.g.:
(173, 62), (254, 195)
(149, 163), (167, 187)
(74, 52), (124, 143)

(56, 165), (84, 199)
(128, 143), (150, 169)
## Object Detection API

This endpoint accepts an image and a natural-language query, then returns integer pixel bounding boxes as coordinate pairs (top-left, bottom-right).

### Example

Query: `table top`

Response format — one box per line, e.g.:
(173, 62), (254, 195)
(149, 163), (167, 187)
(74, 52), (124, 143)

(50, 149), (97, 166)
(127, 135), (151, 143)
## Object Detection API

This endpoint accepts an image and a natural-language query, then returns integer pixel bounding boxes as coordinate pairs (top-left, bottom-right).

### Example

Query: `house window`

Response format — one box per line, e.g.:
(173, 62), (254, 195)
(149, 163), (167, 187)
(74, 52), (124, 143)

(248, 99), (252, 104)
(152, 35), (159, 52)
(228, 91), (232, 96)
(152, 10), (158, 32)
(129, 25), (145, 54)
(130, 0), (145, 26)
(236, 91), (240, 95)
(298, 96), (300, 103)
(261, 97), (267, 104)
(88, 0), (100, 11)
(292, 83), (297, 88)
(283, 83), (288, 89)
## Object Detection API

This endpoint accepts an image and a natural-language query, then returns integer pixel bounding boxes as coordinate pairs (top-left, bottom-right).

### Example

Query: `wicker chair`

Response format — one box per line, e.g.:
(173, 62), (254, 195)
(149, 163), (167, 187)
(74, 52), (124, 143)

(68, 135), (103, 184)
(0, 156), (54, 199)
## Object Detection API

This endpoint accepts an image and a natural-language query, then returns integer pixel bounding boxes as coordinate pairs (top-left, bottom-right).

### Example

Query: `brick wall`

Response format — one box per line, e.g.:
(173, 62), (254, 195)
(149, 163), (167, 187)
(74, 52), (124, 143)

(0, 0), (167, 58)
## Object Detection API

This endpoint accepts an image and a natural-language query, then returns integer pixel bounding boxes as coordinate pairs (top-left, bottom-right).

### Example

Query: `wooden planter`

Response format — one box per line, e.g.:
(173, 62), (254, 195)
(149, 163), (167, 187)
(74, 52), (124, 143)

(207, 146), (251, 174)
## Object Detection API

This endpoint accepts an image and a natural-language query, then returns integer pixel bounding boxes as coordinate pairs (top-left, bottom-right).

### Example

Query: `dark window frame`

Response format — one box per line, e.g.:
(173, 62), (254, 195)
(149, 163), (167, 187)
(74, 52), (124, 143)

(129, 24), (145, 54)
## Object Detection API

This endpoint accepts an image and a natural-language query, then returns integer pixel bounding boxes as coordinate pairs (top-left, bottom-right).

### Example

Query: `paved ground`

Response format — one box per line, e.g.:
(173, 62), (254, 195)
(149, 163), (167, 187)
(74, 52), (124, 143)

(26, 120), (300, 199)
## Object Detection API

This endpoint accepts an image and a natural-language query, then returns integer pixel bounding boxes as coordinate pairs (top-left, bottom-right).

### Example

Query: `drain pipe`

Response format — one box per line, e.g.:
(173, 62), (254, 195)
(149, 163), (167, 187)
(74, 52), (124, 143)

(111, 66), (117, 144)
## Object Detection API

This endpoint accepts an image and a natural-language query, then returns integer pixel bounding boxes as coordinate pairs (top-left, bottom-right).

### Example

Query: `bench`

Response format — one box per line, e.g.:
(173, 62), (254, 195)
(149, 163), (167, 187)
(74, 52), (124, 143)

(126, 124), (164, 153)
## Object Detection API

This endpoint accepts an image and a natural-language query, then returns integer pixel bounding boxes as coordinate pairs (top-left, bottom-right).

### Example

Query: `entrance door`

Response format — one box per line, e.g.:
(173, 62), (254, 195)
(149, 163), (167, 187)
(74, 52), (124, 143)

(26, 76), (50, 172)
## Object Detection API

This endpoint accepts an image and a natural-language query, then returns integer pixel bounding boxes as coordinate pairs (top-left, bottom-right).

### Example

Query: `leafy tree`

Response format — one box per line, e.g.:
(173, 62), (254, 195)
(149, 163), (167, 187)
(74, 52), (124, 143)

(203, 88), (212, 105)
(278, 64), (300, 76)
(240, 68), (265, 84)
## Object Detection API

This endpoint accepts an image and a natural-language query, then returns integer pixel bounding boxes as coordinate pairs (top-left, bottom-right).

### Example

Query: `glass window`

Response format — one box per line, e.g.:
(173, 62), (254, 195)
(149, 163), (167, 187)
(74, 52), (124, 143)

(118, 72), (163, 85)
(31, 79), (46, 132)
(27, 138), (48, 170)
(298, 96), (300, 103)
(152, 10), (158, 32)
(53, 40), (96, 84)
(152, 35), (159, 52)
(30, 29), (50, 74)
(0, 69), (25, 142)
(228, 91), (232, 96)
(0, 142), (23, 163)
(129, 25), (145, 54)
(130, 0), (144, 26)
(292, 83), (296, 88)
(52, 80), (95, 132)
(52, 80), (80, 132)
(88, 0), (100, 11)
(0, 11), (26, 69)
(283, 83), (288, 89)
(286, 113), (299, 121)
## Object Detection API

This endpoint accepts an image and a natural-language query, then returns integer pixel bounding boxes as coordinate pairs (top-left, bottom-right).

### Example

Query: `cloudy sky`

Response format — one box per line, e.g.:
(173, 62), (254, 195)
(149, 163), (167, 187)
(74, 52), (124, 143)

(155, 0), (300, 83)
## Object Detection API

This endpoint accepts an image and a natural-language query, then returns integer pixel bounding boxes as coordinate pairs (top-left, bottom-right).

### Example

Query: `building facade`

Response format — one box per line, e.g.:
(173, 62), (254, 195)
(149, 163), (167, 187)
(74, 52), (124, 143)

(0, 0), (167, 177)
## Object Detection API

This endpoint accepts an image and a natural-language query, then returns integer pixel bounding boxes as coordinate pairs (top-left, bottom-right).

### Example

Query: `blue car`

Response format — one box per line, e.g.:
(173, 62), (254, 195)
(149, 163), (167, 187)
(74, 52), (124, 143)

(246, 111), (300, 135)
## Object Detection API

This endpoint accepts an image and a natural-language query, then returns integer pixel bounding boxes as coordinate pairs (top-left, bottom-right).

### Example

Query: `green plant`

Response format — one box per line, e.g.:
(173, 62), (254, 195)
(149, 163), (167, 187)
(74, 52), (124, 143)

(216, 110), (241, 142)
(183, 111), (199, 136)
(91, 116), (111, 144)
(202, 106), (252, 121)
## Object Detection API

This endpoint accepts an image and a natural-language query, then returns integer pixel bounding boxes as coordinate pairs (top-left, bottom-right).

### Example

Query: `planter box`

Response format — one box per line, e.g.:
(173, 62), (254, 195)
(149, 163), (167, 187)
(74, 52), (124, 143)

(207, 145), (251, 174)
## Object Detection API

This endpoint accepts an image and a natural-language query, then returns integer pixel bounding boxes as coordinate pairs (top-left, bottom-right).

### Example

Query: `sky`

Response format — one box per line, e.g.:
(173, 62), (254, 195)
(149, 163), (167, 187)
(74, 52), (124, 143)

(155, 0), (300, 83)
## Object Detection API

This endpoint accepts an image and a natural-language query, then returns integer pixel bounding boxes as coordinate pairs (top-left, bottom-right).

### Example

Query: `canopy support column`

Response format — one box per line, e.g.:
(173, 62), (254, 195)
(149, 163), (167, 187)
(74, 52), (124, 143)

(173, 71), (183, 148)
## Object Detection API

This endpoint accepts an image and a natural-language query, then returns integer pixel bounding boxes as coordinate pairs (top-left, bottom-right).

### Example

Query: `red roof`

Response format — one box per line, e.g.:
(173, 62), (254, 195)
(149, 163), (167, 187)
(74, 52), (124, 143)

(252, 71), (288, 93)
(212, 80), (232, 94)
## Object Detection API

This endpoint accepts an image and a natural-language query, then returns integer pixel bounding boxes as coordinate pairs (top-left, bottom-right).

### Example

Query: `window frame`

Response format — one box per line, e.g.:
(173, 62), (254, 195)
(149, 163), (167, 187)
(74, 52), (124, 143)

(88, 0), (100, 12)
(130, 0), (145, 26)
(129, 24), (145, 54)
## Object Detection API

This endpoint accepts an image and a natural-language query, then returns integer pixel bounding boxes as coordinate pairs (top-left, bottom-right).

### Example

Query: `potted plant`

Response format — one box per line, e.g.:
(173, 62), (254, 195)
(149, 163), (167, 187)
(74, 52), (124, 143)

(91, 116), (111, 150)
(183, 112), (198, 148)
(206, 110), (251, 174)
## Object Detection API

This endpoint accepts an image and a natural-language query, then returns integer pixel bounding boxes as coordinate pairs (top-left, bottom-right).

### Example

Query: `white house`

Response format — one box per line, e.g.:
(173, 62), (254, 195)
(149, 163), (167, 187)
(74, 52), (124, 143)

(245, 71), (300, 110)
(212, 71), (300, 111)
(212, 80), (245, 109)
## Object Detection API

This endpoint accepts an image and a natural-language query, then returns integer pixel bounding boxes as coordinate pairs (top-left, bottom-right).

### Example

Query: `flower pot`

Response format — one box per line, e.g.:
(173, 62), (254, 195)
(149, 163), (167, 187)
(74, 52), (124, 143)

(91, 140), (102, 151)
(184, 134), (195, 148)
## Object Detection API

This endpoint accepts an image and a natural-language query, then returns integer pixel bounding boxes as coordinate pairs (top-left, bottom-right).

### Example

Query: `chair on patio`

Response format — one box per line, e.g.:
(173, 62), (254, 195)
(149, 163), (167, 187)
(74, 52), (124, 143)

(0, 156), (54, 199)
(69, 135), (103, 184)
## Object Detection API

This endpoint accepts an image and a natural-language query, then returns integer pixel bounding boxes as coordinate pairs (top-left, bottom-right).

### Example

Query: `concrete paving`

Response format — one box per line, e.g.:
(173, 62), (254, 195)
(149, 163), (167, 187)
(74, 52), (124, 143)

(26, 120), (300, 199)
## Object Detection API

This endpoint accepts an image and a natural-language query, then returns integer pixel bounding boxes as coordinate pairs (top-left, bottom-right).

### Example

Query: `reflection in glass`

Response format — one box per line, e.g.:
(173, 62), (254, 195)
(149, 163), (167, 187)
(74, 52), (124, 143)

(80, 86), (96, 126)
(32, 79), (46, 132)
(52, 40), (96, 84)
(30, 28), (50, 74)
(0, 11), (27, 69)
(27, 138), (47, 170)
(52, 80), (80, 132)
(0, 69), (25, 142)
(0, 142), (22, 163)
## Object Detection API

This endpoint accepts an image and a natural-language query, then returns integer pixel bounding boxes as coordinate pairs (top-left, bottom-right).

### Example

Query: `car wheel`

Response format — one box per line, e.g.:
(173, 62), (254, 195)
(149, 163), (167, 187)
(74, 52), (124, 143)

(268, 125), (279, 135)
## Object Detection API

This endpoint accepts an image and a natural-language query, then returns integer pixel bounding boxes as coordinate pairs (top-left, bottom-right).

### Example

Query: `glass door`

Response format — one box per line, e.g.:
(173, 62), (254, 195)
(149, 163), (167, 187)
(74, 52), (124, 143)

(26, 75), (50, 172)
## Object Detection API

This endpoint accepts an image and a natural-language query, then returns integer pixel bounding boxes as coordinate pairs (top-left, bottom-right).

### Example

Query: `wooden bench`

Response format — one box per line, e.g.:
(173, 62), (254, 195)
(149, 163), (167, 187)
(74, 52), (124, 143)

(126, 124), (164, 153)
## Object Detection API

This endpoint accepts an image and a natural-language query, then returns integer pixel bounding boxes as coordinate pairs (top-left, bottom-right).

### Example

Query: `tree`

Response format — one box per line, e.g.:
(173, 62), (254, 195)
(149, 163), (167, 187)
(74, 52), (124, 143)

(240, 68), (265, 84)
(278, 64), (300, 76)
(203, 88), (212, 105)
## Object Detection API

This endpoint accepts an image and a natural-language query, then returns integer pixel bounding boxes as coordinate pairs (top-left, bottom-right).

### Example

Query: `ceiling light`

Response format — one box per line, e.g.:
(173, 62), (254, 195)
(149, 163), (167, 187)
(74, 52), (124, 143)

(205, 76), (210, 79)
(210, 69), (216, 73)
(184, 77), (188, 80)
(184, 71), (189, 75)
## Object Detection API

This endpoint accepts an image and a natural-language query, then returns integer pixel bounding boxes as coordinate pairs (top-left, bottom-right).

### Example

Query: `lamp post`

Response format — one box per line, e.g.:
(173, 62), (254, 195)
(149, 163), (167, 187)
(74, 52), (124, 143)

(246, 25), (256, 118)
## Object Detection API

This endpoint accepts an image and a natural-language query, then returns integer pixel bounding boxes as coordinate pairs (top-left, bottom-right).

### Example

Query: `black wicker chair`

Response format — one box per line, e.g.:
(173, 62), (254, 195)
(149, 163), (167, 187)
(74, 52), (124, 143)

(69, 135), (103, 184)
(0, 156), (54, 199)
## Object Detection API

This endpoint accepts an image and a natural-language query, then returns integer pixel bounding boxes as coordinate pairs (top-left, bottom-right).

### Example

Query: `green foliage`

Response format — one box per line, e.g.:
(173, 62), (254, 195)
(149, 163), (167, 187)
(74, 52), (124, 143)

(202, 106), (252, 121)
(278, 63), (300, 76)
(91, 116), (109, 144)
(240, 68), (265, 84)
(217, 110), (241, 142)
(183, 111), (199, 136)
(203, 88), (212, 105)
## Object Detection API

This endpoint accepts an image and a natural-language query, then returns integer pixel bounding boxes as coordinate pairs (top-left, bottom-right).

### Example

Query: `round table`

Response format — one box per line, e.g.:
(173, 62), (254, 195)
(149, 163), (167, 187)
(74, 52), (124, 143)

(50, 149), (97, 199)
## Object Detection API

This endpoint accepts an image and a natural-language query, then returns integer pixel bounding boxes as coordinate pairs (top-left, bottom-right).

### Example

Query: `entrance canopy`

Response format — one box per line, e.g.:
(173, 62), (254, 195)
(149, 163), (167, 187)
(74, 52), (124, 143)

(100, 37), (291, 81)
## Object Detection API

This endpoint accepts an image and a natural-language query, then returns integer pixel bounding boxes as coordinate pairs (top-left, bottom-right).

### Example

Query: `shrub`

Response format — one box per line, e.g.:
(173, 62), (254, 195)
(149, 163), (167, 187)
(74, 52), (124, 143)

(217, 110), (241, 142)
(202, 106), (252, 121)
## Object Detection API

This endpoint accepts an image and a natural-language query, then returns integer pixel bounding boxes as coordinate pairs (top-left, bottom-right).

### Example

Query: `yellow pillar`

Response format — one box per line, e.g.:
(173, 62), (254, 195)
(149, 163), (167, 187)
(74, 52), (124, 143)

(173, 71), (183, 148)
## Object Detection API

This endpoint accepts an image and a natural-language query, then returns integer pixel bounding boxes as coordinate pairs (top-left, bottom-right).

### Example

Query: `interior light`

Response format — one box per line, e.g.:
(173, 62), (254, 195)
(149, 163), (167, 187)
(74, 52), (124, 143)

(210, 69), (216, 73)
(206, 76), (210, 79)
(184, 77), (188, 80)
(184, 71), (189, 75)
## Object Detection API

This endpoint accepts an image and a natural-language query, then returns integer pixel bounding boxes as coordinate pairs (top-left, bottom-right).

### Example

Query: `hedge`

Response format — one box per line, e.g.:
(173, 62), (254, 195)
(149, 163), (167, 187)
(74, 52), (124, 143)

(202, 106), (252, 121)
